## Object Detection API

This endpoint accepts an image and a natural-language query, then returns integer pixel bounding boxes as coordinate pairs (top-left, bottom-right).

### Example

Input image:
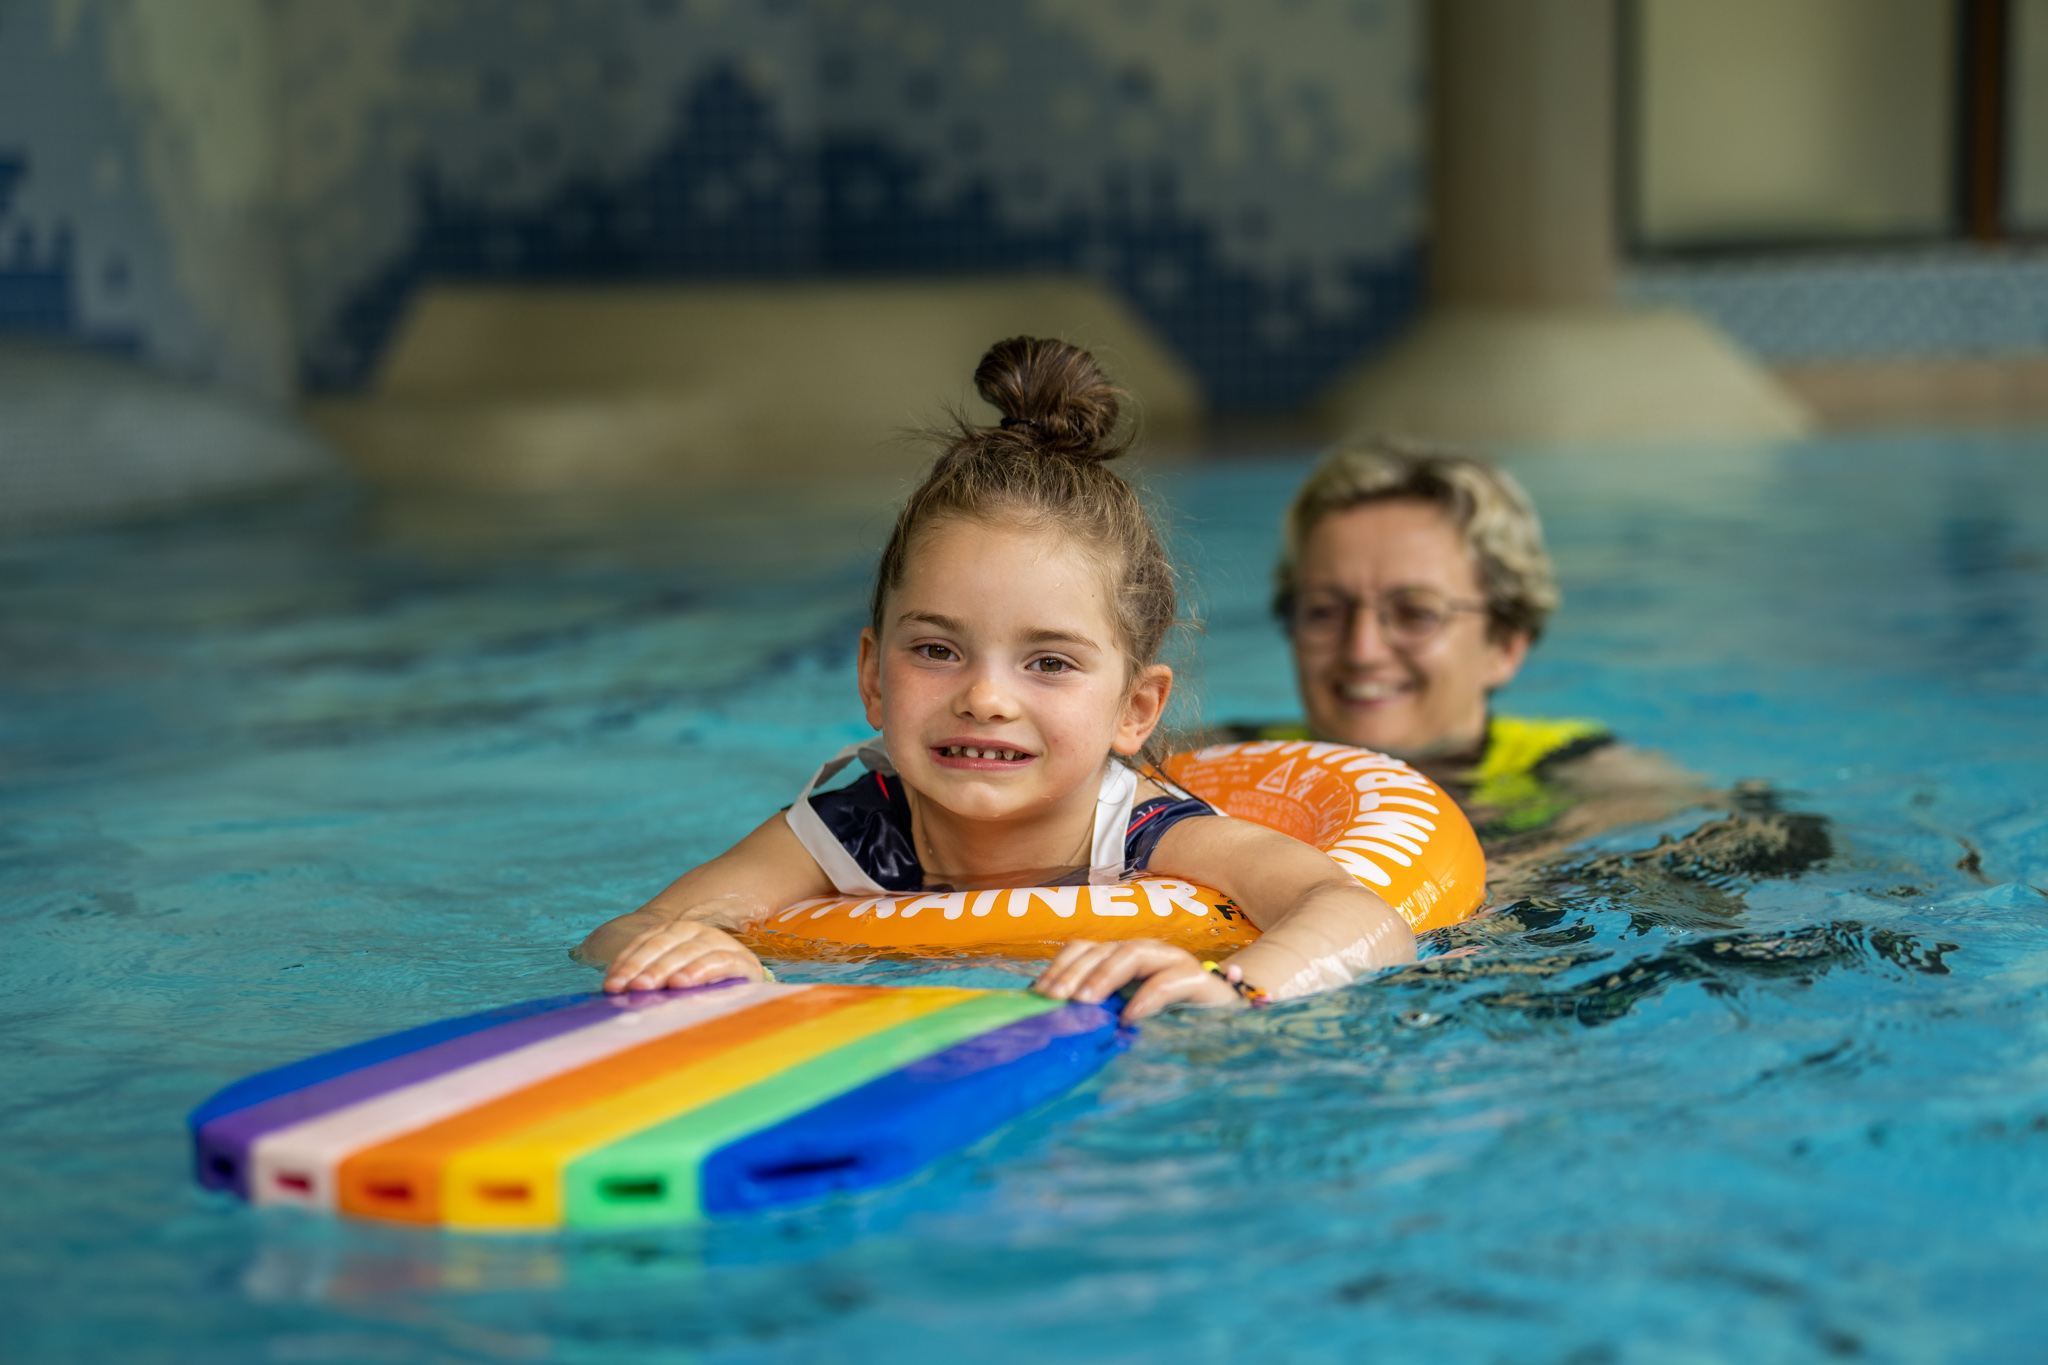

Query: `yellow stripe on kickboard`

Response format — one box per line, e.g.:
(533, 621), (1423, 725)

(440, 986), (978, 1229)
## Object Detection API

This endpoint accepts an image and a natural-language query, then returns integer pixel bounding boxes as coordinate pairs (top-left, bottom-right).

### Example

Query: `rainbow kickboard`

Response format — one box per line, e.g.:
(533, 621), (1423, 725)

(189, 981), (1130, 1229)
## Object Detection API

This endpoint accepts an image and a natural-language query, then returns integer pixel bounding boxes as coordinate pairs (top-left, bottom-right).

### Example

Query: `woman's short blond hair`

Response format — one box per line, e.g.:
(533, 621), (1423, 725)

(1275, 438), (1560, 642)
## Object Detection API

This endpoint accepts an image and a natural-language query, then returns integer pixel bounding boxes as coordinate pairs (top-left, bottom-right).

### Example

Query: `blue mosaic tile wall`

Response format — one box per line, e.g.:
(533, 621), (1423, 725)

(281, 0), (1426, 413)
(2, 0), (1426, 414)
(0, 150), (72, 336)
(316, 62), (1423, 412)
(1626, 250), (2048, 362)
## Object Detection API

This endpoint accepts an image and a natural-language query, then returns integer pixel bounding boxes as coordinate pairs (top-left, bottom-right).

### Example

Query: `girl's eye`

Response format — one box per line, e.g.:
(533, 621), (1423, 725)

(1028, 656), (1074, 674)
(913, 644), (957, 661)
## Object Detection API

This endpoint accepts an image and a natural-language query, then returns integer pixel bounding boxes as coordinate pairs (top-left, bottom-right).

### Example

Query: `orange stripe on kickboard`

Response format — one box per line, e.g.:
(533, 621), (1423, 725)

(334, 986), (878, 1223)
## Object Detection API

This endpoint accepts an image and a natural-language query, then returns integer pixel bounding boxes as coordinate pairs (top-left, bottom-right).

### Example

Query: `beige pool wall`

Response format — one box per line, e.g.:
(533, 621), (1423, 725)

(307, 275), (1204, 495)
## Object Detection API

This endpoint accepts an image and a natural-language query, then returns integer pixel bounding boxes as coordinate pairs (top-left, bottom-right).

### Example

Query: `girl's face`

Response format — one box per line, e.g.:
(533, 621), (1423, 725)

(1290, 499), (1529, 758)
(859, 518), (1170, 825)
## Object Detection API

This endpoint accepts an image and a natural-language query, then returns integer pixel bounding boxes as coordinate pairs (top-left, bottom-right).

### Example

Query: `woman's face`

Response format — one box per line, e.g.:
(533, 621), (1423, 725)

(1289, 499), (1529, 758)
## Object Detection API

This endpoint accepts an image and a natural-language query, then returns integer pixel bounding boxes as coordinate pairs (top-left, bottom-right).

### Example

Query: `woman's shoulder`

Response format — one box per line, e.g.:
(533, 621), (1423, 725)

(1470, 714), (1616, 783)
(1457, 713), (1615, 834)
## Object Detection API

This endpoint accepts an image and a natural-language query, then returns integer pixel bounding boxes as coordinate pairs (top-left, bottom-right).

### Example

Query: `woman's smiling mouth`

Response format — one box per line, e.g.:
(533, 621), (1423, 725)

(1335, 677), (1410, 703)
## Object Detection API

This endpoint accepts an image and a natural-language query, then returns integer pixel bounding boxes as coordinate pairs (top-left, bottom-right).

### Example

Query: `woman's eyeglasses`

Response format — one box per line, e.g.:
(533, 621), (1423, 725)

(1288, 587), (1489, 649)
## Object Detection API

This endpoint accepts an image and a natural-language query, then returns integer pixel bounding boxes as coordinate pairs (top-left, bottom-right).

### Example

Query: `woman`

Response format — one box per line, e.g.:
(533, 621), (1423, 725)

(1227, 440), (1706, 863)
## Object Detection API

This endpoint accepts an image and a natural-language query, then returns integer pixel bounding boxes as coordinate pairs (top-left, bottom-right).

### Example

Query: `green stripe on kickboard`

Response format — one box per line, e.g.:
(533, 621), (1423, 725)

(562, 990), (1062, 1228)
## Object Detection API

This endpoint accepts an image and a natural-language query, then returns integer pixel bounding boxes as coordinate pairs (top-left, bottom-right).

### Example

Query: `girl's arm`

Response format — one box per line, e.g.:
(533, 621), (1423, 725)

(580, 814), (833, 993)
(1033, 815), (1415, 1019)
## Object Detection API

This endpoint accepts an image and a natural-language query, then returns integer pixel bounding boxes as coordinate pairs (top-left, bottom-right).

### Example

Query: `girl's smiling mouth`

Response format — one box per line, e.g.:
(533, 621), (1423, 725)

(932, 742), (1035, 767)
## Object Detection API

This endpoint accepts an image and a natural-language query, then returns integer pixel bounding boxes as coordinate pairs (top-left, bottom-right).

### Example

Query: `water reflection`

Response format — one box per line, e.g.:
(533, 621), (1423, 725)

(1938, 500), (2032, 671)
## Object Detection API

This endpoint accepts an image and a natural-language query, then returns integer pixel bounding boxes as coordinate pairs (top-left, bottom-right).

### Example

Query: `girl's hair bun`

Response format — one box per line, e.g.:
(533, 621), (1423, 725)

(876, 332), (1180, 725)
(973, 336), (1128, 463)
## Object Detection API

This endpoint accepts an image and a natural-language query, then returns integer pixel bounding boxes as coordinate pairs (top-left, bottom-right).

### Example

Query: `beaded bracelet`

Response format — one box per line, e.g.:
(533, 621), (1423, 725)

(1201, 960), (1272, 1009)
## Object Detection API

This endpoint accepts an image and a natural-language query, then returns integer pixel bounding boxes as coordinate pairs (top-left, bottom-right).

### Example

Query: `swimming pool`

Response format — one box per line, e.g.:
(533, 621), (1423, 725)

(4, 433), (2045, 1363)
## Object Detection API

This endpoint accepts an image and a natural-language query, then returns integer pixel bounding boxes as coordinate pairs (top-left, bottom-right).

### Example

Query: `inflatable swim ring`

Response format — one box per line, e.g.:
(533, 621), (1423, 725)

(742, 741), (1485, 960)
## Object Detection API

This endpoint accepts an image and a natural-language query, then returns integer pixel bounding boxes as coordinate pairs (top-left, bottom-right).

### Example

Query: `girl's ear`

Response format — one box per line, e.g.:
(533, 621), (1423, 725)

(1111, 663), (1173, 756)
(857, 627), (884, 730)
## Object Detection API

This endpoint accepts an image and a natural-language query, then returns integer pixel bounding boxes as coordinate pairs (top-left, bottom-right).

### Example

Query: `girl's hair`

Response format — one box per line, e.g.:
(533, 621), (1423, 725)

(1274, 437), (1560, 642)
(871, 335), (1179, 684)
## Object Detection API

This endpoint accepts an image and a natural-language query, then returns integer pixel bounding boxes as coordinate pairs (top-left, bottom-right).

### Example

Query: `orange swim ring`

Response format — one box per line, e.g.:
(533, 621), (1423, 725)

(742, 741), (1486, 961)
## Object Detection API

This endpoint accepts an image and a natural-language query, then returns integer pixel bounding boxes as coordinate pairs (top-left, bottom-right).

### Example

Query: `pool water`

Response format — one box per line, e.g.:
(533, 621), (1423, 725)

(4, 434), (2046, 1363)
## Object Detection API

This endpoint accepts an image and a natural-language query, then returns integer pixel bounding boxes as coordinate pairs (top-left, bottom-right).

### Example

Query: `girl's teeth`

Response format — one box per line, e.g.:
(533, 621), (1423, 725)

(945, 746), (1023, 760)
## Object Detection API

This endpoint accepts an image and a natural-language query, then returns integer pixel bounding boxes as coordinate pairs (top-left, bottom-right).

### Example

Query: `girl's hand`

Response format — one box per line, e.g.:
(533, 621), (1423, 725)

(1031, 938), (1242, 1021)
(602, 920), (767, 994)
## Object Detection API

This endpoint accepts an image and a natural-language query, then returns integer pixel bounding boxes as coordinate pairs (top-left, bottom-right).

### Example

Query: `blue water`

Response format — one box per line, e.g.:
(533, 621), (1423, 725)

(4, 434), (2046, 1363)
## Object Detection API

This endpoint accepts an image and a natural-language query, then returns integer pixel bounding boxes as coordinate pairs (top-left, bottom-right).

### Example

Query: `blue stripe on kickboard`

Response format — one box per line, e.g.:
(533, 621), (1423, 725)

(188, 994), (596, 1136)
(192, 987), (721, 1198)
(698, 1001), (1132, 1217)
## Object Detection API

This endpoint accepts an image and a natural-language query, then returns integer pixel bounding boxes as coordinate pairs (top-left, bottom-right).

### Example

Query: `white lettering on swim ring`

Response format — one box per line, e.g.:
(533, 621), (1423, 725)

(1339, 754), (1417, 774)
(1362, 794), (1440, 814)
(1354, 798), (1438, 826)
(1354, 771), (1436, 794)
(899, 892), (969, 920)
(1087, 885), (1142, 917)
(969, 889), (1003, 918)
(1334, 837), (1414, 867)
(1350, 812), (1434, 847)
(1009, 886), (1080, 919)
(1137, 880), (1211, 917)
(1326, 849), (1394, 886)
(1254, 758), (1298, 794)
(1351, 822), (1417, 855)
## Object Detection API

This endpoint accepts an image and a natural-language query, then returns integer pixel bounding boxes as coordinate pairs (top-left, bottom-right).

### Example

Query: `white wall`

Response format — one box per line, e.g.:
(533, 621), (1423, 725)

(1634, 0), (1955, 248)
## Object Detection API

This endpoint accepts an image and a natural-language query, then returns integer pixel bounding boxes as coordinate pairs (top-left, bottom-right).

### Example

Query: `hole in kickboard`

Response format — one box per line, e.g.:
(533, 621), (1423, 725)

(598, 1176), (667, 1203)
(749, 1155), (862, 1184)
(275, 1172), (313, 1194)
(364, 1181), (414, 1203)
(476, 1182), (531, 1203)
(208, 1154), (237, 1179)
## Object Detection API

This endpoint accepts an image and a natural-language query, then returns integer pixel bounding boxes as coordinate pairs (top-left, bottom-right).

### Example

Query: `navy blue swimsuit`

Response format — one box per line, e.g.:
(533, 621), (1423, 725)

(807, 770), (1215, 892)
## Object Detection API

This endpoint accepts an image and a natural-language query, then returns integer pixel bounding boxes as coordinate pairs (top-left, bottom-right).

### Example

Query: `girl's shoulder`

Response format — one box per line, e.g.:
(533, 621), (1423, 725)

(1124, 773), (1221, 873)
(806, 768), (924, 892)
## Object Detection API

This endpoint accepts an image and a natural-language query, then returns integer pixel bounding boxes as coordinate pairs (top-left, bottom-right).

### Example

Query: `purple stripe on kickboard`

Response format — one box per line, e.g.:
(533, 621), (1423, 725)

(197, 983), (743, 1199)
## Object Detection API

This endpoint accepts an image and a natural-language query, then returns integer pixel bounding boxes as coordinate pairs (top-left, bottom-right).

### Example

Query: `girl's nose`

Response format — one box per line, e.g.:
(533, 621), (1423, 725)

(957, 667), (1018, 721)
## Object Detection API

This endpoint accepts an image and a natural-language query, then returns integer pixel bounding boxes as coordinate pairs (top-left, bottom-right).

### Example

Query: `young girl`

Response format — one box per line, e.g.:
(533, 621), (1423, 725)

(581, 338), (1415, 1019)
